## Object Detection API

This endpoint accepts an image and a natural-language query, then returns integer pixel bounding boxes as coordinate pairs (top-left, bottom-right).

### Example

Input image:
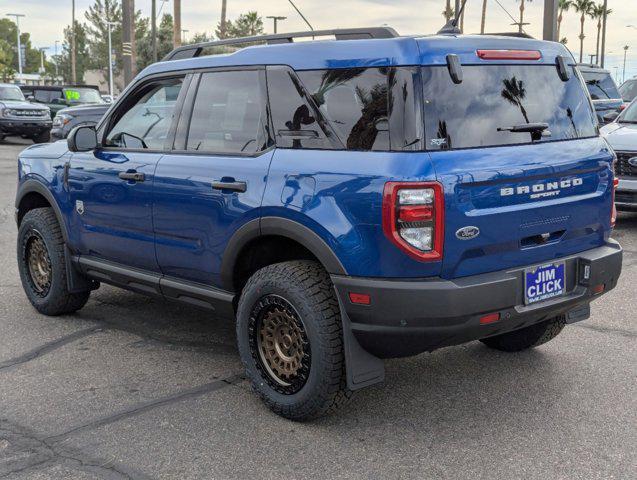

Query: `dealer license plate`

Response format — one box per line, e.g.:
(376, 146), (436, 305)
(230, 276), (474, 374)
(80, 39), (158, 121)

(524, 262), (565, 305)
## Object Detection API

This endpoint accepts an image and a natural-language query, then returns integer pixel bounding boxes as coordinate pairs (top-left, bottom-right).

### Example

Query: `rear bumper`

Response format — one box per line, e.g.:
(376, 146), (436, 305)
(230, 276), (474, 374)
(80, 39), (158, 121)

(332, 240), (622, 358)
(616, 178), (637, 210)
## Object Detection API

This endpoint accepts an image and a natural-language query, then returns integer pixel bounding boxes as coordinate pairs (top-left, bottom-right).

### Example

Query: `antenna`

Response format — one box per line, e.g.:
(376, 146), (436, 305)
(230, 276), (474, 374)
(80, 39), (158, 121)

(438, 0), (468, 35)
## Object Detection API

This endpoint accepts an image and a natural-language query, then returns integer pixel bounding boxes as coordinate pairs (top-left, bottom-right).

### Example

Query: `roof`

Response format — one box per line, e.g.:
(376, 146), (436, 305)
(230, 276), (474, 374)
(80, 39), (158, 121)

(18, 84), (100, 91)
(139, 33), (574, 79)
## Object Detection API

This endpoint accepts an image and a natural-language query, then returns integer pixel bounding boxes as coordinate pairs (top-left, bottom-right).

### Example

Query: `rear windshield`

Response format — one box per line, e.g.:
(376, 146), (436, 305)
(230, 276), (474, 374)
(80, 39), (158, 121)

(422, 65), (597, 150)
(580, 70), (621, 100)
(63, 88), (104, 104)
(619, 80), (637, 102)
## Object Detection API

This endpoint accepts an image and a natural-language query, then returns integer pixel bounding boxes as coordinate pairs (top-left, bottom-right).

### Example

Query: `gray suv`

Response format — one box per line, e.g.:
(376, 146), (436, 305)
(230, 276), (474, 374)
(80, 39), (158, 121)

(0, 83), (51, 143)
(51, 103), (110, 140)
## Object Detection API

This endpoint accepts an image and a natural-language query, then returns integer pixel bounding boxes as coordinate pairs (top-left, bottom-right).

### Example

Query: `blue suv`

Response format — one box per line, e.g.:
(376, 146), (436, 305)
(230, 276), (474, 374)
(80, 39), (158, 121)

(14, 27), (623, 420)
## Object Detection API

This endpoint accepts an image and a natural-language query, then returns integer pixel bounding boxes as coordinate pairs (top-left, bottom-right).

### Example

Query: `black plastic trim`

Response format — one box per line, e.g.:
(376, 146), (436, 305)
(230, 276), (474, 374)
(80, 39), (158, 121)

(15, 179), (69, 243)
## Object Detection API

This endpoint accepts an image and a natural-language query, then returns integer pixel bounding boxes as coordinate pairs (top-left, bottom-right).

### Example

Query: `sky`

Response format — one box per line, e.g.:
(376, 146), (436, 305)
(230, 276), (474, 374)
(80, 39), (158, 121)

(5, 0), (637, 82)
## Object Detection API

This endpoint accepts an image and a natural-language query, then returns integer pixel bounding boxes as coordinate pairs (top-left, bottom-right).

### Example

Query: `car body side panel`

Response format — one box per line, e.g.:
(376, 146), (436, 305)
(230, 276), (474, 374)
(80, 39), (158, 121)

(261, 149), (442, 278)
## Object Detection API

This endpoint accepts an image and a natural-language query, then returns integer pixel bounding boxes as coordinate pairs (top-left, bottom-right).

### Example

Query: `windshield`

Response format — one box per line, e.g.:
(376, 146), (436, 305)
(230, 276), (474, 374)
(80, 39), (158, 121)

(0, 86), (25, 101)
(422, 65), (597, 150)
(619, 101), (637, 123)
(581, 71), (621, 100)
(619, 80), (637, 102)
(63, 88), (104, 104)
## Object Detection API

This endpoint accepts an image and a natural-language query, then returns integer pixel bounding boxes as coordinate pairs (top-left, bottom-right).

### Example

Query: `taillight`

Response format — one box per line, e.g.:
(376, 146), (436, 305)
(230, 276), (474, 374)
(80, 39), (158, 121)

(619, 104), (627, 112)
(611, 177), (619, 228)
(382, 181), (444, 261)
(477, 49), (542, 61)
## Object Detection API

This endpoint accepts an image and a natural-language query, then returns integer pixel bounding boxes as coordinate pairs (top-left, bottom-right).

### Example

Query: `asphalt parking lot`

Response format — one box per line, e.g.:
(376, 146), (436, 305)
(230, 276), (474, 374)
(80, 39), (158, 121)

(0, 138), (635, 480)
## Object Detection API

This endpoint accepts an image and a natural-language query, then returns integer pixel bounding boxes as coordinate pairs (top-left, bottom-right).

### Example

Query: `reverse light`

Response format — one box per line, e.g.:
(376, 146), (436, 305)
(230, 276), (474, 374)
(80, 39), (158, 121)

(477, 49), (542, 61)
(382, 181), (444, 261)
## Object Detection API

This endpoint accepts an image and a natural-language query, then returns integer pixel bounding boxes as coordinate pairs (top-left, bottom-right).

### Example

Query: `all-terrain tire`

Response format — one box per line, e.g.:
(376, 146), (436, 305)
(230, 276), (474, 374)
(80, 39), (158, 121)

(236, 260), (352, 421)
(480, 316), (566, 352)
(17, 208), (90, 316)
(31, 131), (51, 144)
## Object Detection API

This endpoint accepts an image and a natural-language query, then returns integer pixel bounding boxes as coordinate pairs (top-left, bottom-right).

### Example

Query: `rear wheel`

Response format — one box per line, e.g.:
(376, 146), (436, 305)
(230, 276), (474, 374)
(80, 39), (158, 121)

(236, 260), (352, 421)
(17, 208), (90, 316)
(480, 316), (566, 352)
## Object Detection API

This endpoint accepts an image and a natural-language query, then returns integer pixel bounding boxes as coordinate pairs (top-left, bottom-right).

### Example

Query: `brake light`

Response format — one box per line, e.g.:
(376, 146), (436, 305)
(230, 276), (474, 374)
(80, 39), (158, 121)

(619, 104), (627, 112)
(477, 49), (542, 61)
(382, 181), (444, 261)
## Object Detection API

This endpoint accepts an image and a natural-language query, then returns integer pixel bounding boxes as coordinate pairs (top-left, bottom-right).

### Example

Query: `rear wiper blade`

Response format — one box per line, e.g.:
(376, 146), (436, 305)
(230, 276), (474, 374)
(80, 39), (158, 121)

(497, 123), (550, 133)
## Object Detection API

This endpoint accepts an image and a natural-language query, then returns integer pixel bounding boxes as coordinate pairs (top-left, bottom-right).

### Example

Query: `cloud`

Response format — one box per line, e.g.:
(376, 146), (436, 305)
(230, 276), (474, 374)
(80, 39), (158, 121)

(11, 0), (637, 79)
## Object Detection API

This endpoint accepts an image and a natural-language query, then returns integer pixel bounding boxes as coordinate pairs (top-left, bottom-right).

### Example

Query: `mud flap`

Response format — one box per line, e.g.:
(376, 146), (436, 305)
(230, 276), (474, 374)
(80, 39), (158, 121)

(65, 247), (99, 293)
(335, 292), (385, 391)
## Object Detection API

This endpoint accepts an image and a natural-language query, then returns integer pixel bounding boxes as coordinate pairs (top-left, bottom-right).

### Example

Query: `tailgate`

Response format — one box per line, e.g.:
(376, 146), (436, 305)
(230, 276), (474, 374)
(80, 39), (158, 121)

(431, 138), (614, 279)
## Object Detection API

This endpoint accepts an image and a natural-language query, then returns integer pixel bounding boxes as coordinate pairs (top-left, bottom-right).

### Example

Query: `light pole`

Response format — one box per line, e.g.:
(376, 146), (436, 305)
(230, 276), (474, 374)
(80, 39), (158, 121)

(6, 14), (25, 82)
(106, 21), (118, 98)
(54, 40), (60, 78)
(38, 47), (47, 74)
(266, 16), (287, 34)
(181, 29), (189, 44)
(623, 46), (630, 84)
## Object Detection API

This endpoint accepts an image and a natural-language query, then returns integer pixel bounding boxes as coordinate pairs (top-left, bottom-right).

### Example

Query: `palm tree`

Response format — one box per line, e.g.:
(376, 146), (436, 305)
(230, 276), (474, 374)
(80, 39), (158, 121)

(573, 0), (595, 62)
(480, 0), (488, 34)
(515, 0), (534, 34)
(557, 0), (573, 41)
(592, 3), (612, 65)
(442, 1), (454, 22)
(501, 76), (530, 124)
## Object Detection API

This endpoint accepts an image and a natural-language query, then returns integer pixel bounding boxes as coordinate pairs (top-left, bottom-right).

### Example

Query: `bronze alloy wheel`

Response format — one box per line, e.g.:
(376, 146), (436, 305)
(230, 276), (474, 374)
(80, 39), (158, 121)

(249, 295), (311, 395)
(24, 230), (52, 297)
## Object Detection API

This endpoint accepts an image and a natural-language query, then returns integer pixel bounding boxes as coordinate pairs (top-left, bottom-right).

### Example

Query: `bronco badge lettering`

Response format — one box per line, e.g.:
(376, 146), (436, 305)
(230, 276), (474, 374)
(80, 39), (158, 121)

(500, 178), (584, 199)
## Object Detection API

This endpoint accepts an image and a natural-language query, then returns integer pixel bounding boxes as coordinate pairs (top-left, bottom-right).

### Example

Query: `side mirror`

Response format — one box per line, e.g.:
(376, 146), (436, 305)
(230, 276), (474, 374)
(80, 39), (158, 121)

(26, 95), (34, 102)
(602, 111), (620, 124)
(68, 125), (98, 152)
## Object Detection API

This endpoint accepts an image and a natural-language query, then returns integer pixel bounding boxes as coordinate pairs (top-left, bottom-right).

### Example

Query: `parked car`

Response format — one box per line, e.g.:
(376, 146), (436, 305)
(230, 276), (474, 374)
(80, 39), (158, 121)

(51, 103), (110, 141)
(101, 94), (115, 103)
(14, 28), (623, 420)
(578, 64), (624, 124)
(601, 98), (637, 210)
(619, 77), (637, 105)
(20, 85), (105, 119)
(0, 83), (51, 143)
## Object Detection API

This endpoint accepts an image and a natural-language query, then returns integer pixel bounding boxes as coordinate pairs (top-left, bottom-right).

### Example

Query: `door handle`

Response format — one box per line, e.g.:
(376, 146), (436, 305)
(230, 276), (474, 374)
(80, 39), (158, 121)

(211, 180), (247, 193)
(118, 171), (145, 182)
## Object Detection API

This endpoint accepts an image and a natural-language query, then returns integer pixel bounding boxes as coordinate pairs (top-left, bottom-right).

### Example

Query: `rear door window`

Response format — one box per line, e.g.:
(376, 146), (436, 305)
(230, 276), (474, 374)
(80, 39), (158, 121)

(581, 71), (621, 100)
(619, 80), (637, 102)
(422, 65), (598, 150)
(186, 70), (268, 154)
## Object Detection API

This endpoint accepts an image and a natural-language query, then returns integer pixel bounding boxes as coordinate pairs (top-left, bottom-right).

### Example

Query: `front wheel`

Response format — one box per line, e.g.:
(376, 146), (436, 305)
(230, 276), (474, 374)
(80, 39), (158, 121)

(480, 316), (566, 352)
(17, 208), (91, 316)
(236, 260), (352, 421)
(32, 131), (50, 144)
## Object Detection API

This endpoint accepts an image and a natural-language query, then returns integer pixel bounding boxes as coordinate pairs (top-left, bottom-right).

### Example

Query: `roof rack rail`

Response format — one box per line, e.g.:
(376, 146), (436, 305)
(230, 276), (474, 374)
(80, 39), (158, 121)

(482, 32), (535, 39)
(163, 27), (399, 61)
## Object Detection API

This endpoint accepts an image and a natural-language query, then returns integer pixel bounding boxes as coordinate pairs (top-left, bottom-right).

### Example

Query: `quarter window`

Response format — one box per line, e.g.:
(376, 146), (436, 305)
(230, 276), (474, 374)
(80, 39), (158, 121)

(298, 68), (391, 151)
(186, 70), (268, 154)
(105, 77), (184, 150)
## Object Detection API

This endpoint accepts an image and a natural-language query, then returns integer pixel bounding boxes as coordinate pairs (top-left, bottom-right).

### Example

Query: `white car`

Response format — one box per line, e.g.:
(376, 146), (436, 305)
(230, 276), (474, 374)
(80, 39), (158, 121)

(601, 99), (637, 211)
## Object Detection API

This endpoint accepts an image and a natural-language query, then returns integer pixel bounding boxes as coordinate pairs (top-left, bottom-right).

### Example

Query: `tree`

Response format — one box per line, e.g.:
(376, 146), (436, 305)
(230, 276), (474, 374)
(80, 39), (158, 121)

(0, 38), (15, 82)
(516, 0), (534, 34)
(557, 0), (572, 41)
(501, 76), (529, 124)
(0, 18), (51, 75)
(136, 14), (174, 70)
(442, 1), (454, 22)
(227, 12), (264, 38)
(592, 3), (611, 65)
(58, 21), (90, 83)
(480, 0), (488, 34)
(572, 0), (595, 63)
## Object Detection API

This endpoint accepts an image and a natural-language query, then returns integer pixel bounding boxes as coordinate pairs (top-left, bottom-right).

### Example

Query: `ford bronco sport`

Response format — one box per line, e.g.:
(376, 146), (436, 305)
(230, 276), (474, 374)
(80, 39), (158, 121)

(15, 26), (623, 420)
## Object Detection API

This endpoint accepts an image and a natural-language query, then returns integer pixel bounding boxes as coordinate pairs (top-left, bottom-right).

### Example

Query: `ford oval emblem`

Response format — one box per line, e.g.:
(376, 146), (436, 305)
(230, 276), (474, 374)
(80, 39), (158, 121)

(456, 226), (480, 240)
(629, 157), (637, 168)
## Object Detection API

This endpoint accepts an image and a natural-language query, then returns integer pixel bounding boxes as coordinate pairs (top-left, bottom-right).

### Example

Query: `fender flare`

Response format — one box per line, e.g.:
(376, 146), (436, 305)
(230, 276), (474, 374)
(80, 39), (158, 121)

(219, 216), (347, 291)
(15, 179), (70, 244)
